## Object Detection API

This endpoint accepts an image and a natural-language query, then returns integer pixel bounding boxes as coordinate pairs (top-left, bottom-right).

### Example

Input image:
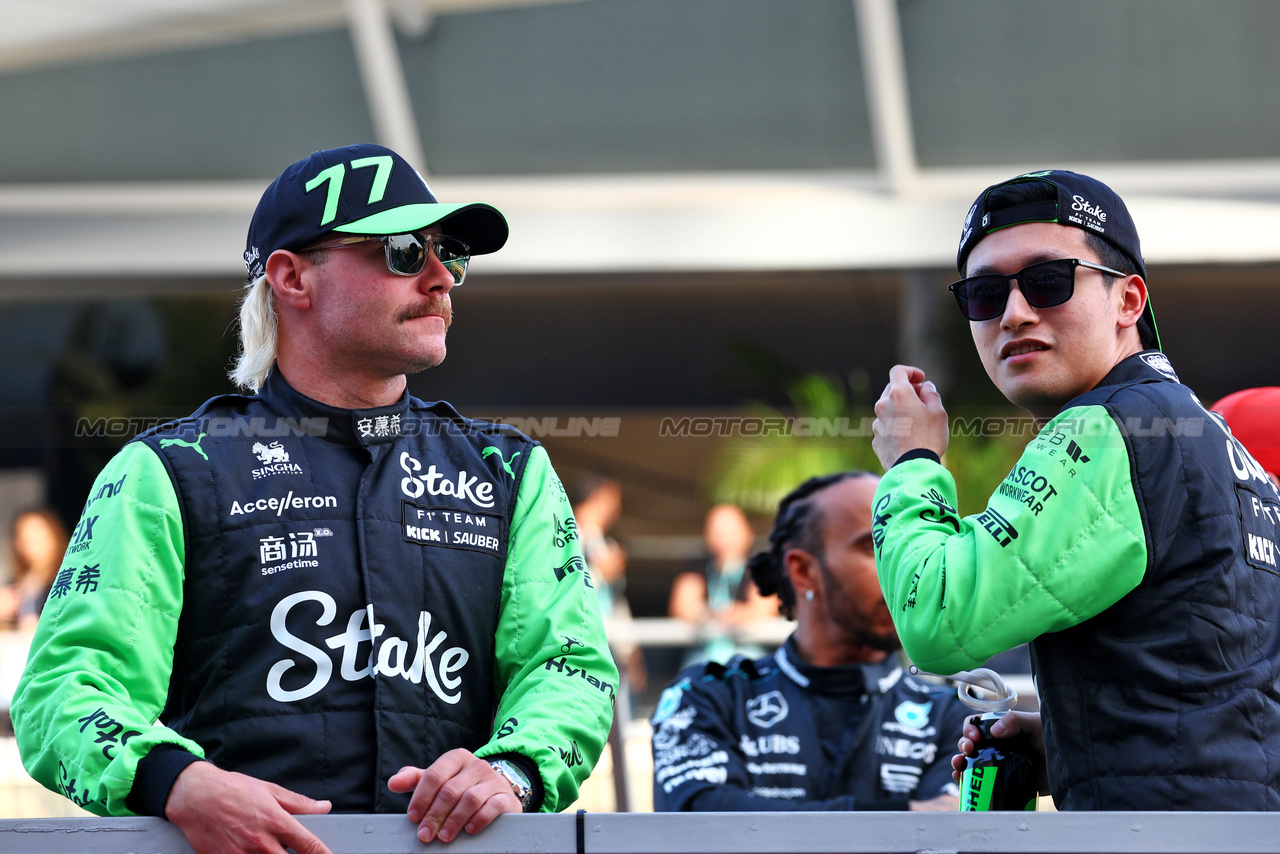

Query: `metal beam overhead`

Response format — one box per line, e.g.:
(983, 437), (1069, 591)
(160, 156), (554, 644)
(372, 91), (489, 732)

(854, 0), (918, 195)
(344, 0), (428, 172)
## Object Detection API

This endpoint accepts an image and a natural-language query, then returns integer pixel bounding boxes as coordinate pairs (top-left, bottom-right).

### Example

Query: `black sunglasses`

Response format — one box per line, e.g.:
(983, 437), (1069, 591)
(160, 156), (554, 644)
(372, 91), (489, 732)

(307, 231), (471, 284)
(947, 258), (1129, 322)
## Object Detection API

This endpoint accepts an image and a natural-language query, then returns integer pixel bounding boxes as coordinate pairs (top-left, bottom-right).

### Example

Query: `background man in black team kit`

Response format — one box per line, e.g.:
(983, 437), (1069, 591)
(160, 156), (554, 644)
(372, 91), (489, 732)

(652, 472), (965, 812)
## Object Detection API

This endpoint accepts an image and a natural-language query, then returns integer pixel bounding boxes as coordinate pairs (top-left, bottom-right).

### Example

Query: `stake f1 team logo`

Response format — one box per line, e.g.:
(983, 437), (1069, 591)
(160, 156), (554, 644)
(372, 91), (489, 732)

(746, 691), (789, 728)
(399, 452), (495, 509)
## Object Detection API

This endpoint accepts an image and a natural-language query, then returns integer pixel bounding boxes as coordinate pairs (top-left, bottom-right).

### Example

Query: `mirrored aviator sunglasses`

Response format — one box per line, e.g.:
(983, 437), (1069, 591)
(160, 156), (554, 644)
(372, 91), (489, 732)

(947, 258), (1127, 321)
(309, 232), (471, 284)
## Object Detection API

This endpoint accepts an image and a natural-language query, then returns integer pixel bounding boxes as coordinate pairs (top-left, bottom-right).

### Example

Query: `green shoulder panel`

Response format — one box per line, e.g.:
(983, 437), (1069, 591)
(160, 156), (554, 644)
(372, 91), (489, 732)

(11, 441), (203, 816)
(475, 445), (617, 811)
(873, 405), (1147, 674)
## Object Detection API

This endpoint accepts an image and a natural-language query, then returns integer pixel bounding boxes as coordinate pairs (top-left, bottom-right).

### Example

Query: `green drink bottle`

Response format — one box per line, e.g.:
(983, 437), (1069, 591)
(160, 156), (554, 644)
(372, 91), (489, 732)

(959, 711), (1039, 811)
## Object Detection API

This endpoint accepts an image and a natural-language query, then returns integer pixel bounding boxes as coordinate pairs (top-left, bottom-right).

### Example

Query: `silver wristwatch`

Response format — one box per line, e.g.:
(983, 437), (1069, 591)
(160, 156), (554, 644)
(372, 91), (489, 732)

(488, 759), (534, 811)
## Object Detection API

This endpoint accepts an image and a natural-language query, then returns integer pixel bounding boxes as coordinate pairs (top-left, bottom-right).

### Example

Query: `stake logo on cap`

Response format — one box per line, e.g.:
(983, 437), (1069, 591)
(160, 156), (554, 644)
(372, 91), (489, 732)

(245, 143), (508, 279)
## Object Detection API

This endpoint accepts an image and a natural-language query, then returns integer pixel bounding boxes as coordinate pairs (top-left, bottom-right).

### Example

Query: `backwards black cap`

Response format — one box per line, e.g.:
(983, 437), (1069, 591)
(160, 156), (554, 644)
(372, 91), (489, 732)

(244, 143), (508, 280)
(957, 169), (1159, 350)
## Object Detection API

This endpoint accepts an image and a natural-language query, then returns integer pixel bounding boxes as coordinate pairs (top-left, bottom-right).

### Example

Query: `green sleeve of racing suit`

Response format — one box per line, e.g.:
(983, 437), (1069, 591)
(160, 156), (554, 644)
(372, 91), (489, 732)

(474, 445), (617, 812)
(11, 441), (203, 816)
(873, 405), (1149, 675)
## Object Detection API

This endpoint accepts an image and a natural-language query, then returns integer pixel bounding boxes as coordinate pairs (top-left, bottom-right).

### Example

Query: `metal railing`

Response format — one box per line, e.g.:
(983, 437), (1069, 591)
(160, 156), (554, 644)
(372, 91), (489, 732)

(0, 624), (1040, 819)
(5, 811), (1280, 854)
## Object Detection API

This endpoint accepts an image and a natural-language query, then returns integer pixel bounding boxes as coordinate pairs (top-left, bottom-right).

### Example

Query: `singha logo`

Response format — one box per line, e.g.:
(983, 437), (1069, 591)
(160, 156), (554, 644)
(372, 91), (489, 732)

(253, 442), (290, 465)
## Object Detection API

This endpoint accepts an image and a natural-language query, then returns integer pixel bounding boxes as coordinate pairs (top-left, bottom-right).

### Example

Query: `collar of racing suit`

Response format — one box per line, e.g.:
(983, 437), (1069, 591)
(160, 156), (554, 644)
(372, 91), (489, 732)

(260, 369), (412, 447)
(774, 635), (905, 698)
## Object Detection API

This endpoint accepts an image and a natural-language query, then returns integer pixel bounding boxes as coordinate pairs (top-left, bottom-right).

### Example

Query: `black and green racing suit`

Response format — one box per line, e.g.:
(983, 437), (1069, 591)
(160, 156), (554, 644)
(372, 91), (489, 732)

(12, 371), (617, 818)
(873, 351), (1280, 810)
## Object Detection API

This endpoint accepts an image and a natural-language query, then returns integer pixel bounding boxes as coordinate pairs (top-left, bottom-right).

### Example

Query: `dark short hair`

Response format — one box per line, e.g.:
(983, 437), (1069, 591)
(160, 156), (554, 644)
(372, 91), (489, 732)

(978, 181), (1158, 350)
(746, 472), (876, 620)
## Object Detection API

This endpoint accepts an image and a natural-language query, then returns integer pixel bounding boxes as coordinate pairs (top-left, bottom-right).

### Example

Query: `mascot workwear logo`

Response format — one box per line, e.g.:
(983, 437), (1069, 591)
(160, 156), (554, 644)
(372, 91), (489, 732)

(399, 452), (495, 509)
(746, 691), (789, 728)
(268, 592), (468, 705)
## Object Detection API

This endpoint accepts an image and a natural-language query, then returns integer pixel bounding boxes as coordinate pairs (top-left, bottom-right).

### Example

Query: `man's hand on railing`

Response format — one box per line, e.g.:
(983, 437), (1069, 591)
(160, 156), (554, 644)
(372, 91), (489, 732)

(388, 748), (522, 844)
(165, 760), (333, 854)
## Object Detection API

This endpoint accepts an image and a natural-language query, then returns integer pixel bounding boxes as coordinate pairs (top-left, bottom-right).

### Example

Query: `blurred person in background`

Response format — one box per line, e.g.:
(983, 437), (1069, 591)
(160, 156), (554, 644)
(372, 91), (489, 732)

(652, 472), (964, 811)
(571, 473), (645, 692)
(0, 508), (68, 631)
(873, 170), (1280, 810)
(669, 503), (778, 665)
(12, 144), (615, 854)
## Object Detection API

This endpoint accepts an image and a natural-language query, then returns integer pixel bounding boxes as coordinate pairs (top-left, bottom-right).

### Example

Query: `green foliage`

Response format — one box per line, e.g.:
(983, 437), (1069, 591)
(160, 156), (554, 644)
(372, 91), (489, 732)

(707, 372), (1033, 517)
(707, 373), (878, 514)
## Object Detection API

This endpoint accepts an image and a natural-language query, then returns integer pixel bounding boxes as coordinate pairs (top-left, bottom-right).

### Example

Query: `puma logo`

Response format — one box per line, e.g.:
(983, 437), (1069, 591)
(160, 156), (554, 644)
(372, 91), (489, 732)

(481, 446), (520, 479)
(160, 433), (209, 461)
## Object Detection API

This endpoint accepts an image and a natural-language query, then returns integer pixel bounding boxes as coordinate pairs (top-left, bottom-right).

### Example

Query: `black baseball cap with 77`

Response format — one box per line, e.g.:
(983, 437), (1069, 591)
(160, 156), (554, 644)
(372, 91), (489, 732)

(244, 143), (509, 280)
(956, 169), (1160, 351)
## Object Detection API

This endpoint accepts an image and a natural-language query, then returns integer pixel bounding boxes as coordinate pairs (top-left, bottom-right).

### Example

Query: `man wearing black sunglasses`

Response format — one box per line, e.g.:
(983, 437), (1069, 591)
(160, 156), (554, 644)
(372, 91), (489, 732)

(13, 144), (617, 853)
(868, 170), (1280, 810)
